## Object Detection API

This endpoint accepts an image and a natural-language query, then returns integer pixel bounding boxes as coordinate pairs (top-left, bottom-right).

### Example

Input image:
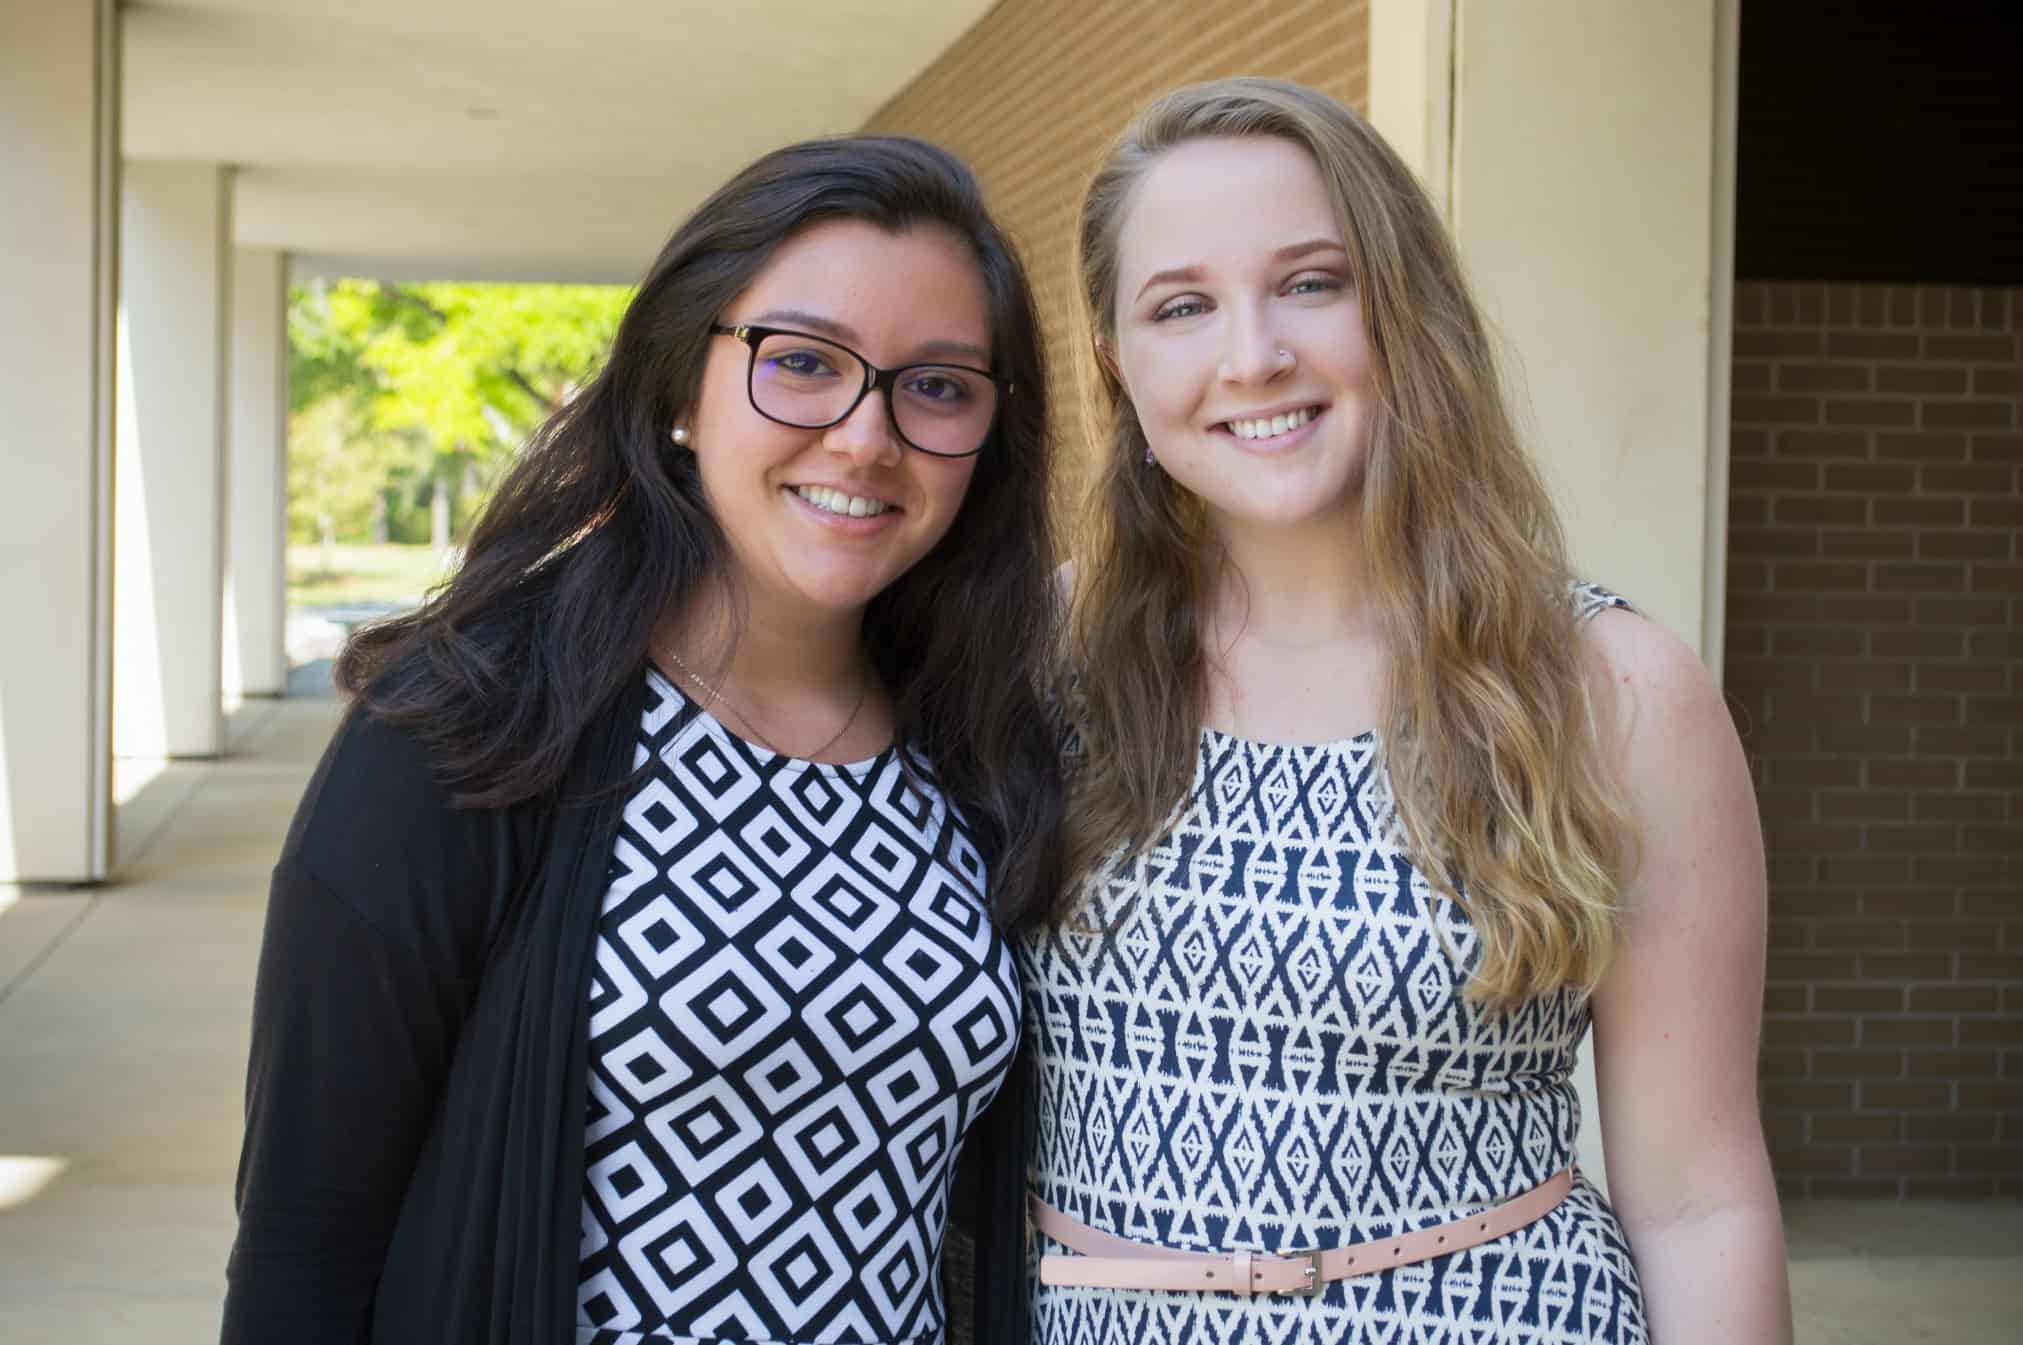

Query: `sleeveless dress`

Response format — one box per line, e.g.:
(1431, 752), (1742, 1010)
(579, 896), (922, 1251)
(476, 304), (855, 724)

(577, 668), (1020, 1345)
(1021, 585), (1648, 1343)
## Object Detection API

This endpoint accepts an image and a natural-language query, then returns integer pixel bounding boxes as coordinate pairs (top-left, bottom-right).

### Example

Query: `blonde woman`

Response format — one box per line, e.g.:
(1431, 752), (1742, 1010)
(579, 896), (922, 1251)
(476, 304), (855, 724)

(1020, 79), (1790, 1343)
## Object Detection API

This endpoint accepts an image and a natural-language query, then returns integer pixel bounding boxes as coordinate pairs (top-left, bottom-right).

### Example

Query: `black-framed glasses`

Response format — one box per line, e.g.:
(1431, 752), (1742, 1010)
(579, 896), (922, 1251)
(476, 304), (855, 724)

(709, 322), (1010, 459)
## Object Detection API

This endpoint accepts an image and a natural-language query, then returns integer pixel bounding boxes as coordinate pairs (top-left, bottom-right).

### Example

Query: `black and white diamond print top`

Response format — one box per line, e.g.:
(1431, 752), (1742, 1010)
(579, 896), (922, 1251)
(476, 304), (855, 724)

(1021, 583), (1649, 1343)
(577, 669), (1020, 1345)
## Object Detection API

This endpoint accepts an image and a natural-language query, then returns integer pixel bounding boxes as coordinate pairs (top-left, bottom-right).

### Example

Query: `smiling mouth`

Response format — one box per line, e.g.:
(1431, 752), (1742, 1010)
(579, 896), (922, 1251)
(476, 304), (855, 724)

(791, 485), (896, 518)
(1218, 404), (1326, 442)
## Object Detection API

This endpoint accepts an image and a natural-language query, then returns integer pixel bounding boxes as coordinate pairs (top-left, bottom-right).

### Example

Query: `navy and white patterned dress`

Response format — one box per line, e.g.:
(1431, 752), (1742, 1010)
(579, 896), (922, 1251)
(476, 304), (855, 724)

(1021, 586), (1647, 1343)
(577, 668), (1020, 1345)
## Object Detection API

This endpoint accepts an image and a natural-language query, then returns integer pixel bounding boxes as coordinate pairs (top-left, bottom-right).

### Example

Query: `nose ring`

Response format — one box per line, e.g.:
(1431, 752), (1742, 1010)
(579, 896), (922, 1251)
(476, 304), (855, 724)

(1276, 348), (1294, 368)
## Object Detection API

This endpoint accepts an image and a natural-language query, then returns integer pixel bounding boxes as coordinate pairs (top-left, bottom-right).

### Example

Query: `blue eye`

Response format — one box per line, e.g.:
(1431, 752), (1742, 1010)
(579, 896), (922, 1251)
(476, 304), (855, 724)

(1153, 296), (1207, 322)
(1287, 273), (1345, 297)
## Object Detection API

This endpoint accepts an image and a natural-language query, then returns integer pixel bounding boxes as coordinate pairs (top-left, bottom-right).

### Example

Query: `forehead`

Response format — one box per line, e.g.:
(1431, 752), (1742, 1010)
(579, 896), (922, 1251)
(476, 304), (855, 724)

(1116, 136), (1342, 284)
(738, 218), (992, 350)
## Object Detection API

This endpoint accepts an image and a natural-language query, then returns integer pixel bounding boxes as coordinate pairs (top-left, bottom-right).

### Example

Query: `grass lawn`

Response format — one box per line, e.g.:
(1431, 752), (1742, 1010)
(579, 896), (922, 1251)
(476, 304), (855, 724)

(287, 542), (455, 609)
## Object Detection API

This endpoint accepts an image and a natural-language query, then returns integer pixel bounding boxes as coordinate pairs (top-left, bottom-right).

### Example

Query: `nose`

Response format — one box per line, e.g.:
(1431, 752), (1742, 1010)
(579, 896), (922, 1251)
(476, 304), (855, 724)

(1218, 301), (1292, 385)
(822, 385), (905, 468)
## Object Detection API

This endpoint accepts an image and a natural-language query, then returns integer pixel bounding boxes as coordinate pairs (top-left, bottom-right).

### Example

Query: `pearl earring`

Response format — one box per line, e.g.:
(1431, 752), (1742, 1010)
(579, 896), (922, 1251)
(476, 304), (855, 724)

(670, 425), (690, 447)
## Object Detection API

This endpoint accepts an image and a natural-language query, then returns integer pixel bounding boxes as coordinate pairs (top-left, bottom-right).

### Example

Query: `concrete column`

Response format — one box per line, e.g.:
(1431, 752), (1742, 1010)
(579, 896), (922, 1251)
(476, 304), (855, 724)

(114, 161), (233, 759)
(0, 0), (120, 883)
(225, 248), (288, 701)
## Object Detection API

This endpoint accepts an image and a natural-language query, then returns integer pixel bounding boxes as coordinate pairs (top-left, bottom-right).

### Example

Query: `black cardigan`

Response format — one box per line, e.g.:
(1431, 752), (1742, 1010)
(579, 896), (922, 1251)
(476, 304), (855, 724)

(221, 672), (1032, 1344)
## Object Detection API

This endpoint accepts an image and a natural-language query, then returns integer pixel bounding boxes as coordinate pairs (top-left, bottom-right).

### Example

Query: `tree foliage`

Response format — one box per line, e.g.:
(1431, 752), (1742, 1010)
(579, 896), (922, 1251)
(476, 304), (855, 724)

(286, 278), (631, 545)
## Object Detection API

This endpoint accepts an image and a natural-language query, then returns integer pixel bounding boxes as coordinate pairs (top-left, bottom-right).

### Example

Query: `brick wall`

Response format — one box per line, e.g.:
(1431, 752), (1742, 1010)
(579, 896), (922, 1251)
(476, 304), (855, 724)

(866, 0), (1369, 477)
(1726, 281), (2023, 1198)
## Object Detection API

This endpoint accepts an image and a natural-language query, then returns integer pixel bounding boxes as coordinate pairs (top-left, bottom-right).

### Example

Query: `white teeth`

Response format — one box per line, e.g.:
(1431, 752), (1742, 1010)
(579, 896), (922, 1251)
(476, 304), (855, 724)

(1227, 406), (1316, 440)
(794, 485), (890, 517)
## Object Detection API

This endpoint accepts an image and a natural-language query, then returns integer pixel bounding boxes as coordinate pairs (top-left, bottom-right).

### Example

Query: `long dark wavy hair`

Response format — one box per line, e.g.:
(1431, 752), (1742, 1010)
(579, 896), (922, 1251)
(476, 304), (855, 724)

(338, 135), (1064, 927)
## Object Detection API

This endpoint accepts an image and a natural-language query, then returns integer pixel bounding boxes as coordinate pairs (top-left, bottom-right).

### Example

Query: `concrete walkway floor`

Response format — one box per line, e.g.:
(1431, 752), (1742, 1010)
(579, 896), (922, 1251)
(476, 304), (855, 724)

(2, 695), (2019, 1342)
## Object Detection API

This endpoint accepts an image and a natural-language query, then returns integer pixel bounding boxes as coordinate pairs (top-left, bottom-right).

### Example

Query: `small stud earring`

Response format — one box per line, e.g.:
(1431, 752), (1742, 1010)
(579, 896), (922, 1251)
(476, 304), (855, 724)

(1144, 445), (1156, 466)
(1276, 348), (1294, 368)
(670, 425), (690, 447)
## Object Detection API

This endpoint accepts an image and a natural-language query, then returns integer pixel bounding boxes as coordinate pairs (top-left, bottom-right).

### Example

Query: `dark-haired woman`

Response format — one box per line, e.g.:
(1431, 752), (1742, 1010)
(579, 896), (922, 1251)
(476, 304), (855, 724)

(220, 136), (1060, 1345)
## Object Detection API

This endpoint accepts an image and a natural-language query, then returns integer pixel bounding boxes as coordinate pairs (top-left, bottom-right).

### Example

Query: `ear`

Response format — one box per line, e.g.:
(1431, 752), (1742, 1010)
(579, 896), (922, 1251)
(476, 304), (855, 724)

(1092, 336), (1122, 382)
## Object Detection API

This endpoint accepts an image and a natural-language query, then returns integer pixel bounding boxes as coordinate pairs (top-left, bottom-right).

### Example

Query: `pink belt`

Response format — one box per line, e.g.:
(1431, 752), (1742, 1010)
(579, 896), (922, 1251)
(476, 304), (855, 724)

(1032, 1167), (1574, 1298)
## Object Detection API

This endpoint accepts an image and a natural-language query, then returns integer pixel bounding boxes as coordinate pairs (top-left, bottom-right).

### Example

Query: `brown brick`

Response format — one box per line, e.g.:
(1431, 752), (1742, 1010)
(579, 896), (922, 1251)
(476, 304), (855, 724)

(1816, 720), (1911, 754)
(1734, 395), (1821, 425)
(1821, 793), (1908, 821)
(1965, 698), (2023, 726)
(1804, 1176), (1900, 1197)
(1732, 363), (1773, 394)
(1971, 565), (2023, 594)
(1863, 891), (1952, 917)
(1775, 1144), (1857, 1174)
(1860, 954), (1954, 979)
(1874, 564), (1966, 593)
(1905, 1049), (2000, 1078)
(1827, 332), (1920, 359)
(1771, 494), (1865, 526)
(1915, 793), (2008, 822)
(1822, 529), (1913, 559)
(1874, 430), (1971, 462)
(1824, 462), (1917, 492)
(1763, 984), (1808, 1014)
(1814, 985), (1905, 1013)
(1828, 661), (1913, 692)
(1779, 364), (1870, 393)
(1957, 1145), (2023, 1174)
(1859, 1145), (1954, 1175)
(1778, 562), (1869, 590)
(1869, 760), (1958, 788)
(1970, 433), (2023, 463)
(1765, 1016), (1857, 1046)
(1972, 366), (2023, 396)
(1815, 1049), (1907, 1077)
(1916, 596), (2008, 626)
(1731, 527), (1819, 558)
(1925, 334), (2020, 360)
(1732, 459), (1821, 492)
(1860, 1080), (1952, 1108)
(1970, 498), (2023, 527)
(1962, 954), (2023, 979)
(1968, 629), (2023, 658)
(1907, 986), (2001, 1013)
(1960, 1018), (2023, 1046)
(1875, 366), (1970, 395)
(1921, 725), (2008, 754)
(1761, 1081), (1854, 1110)
(1965, 760), (2023, 788)
(1869, 695), (1962, 723)
(1818, 593), (1913, 622)
(1923, 857), (2008, 886)
(1827, 398), (1916, 428)
(1905, 1177), (2001, 1198)
(1735, 330), (1824, 358)
(1875, 496), (1965, 525)
(1823, 855), (1917, 886)
(1775, 429), (1878, 463)
(1864, 826), (1959, 853)
(1921, 464), (2018, 493)
(1923, 400), (2016, 430)
(1862, 1017), (1958, 1046)
(1812, 1113), (1902, 1143)
(1770, 953), (1862, 982)
(1960, 886), (2021, 911)
(1959, 1082), (2023, 1109)
(1918, 533), (2012, 561)
(1772, 757), (1862, 788)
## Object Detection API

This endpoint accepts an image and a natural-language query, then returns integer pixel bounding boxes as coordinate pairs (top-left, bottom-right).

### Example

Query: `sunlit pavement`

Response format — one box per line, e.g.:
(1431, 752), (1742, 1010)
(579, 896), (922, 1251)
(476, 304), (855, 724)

(0, 694), (2016, 1342)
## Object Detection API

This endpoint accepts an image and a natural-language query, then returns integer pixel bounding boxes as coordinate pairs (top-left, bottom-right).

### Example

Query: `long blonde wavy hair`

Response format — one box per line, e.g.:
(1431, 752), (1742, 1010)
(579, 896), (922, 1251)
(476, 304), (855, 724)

(1063, 78), (1629, 1009)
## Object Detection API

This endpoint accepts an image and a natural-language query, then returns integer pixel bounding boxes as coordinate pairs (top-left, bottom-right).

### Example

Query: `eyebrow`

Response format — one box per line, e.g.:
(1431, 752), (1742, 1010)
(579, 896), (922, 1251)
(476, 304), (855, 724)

(744, 307), (992, 366)
(1132, 237), (1349, 301)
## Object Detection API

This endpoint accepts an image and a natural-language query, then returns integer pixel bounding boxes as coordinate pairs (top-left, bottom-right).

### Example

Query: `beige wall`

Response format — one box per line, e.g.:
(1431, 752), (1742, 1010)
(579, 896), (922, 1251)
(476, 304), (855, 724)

(0, 0), (119, 882)
(226, 248), (288, 701)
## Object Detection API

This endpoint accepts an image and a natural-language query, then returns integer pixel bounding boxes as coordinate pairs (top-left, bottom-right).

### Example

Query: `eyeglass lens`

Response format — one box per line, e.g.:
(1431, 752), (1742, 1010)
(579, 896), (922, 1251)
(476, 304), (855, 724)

(749, 330), (997, 457)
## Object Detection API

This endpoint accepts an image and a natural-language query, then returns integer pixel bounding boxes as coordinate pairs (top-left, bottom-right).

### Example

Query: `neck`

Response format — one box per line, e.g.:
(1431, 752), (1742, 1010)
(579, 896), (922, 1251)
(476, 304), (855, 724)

(663, 579), (864, 695)
(1205, 506), (1377, 647)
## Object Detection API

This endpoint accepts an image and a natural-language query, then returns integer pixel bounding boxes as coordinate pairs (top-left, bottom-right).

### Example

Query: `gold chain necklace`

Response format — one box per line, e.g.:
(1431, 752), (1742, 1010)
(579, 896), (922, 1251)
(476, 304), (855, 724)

(663, 646), (870, 762)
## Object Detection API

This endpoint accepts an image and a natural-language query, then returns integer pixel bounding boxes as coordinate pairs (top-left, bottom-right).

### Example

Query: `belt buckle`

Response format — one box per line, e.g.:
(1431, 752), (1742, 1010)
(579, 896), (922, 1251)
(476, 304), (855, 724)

(1282, 1247), (1325, 1298)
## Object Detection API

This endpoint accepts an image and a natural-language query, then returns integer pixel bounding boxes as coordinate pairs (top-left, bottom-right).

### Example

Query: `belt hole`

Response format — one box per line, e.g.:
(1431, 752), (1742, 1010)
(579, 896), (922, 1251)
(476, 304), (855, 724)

(1392, 1246), (1402, 1256)
(1478, 1222), (1489, 1232)
(1437, 1236), (1446, 1245)
(1346, 1257), (1356, 1266)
